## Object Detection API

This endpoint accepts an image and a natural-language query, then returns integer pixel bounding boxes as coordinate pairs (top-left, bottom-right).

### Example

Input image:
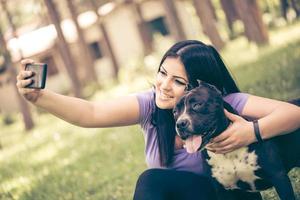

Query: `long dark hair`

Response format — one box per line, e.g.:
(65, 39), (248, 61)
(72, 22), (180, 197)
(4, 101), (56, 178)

(152, 40), (240, 167)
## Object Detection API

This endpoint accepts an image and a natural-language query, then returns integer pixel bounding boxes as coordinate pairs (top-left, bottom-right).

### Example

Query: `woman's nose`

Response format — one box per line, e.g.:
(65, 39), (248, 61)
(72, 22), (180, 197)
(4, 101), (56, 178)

(160, 78), (172, 90)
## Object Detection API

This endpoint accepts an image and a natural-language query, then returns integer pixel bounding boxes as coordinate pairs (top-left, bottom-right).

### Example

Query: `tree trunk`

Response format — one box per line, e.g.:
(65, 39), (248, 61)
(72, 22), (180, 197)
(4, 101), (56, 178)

(126, 0), (153, 55)
(193, 0), (225, 50)
(162, 0), (186, 41)
(43, 0), (82, 97)
(0, 26), (34, 131)
(220, 0), (240, 38)
(66, 0), (98, 84)
(1, 0), (24, 59)
(89, 0), (119, 80)
(208, 0), (218, 21)
(234, 0), (269, 45)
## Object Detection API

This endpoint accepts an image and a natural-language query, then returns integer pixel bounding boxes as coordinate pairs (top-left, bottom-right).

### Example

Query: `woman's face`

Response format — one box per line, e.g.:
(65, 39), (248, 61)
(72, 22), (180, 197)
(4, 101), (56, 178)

(155, 57), (189, 109)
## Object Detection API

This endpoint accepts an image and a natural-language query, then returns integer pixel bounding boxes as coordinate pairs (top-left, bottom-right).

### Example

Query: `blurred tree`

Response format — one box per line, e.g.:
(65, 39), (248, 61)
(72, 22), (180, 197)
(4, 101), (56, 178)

(0, 25), (34, 131)
(88, 0), (119, 80)
(162, 0), (187, 41)
(220, 0), (240, 39)
(43, 0), (82, 97)
(1, 0), (24, 59)
(234, 0), (269, 45)
(208, 0), (218, 21)
(193, 0), (225, 50)
(65, 0), (98, 84)
(280, 0), (300, 19)
(124, 0), (153, 55)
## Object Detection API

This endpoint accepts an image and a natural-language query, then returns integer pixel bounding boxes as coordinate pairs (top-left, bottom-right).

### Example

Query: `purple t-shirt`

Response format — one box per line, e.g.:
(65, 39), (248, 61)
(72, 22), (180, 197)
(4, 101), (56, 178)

(136, 89), (249, 175)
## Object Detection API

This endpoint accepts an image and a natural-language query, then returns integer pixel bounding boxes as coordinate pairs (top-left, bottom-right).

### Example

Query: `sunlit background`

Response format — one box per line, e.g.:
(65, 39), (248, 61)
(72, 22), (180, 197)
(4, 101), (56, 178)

(0, 0), (299, 199)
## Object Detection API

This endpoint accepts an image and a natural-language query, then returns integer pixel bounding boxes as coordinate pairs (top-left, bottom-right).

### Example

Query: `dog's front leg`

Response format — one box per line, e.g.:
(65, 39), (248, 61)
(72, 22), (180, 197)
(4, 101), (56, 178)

(271, 171), (295, 200)
(256, 142), (296, 200)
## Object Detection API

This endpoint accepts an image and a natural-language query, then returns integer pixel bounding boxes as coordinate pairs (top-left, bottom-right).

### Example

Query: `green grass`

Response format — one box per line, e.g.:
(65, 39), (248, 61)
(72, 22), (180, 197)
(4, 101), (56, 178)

(232, 40), (300, 101)
(0, 117), (146, 200)
(1, 24), (300, 200)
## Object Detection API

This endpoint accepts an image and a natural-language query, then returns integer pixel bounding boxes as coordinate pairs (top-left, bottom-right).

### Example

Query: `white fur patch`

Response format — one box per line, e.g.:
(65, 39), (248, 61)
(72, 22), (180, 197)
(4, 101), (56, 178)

(207, 147), (260, 191)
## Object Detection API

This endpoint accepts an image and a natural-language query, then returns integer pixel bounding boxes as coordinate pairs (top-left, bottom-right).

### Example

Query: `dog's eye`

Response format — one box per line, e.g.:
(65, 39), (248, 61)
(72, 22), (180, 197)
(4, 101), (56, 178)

(192, 103), (202, 111)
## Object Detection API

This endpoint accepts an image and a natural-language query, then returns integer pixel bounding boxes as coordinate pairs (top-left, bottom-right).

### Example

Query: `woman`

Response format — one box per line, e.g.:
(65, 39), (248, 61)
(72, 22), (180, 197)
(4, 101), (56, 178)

(16, 40), (300, 200)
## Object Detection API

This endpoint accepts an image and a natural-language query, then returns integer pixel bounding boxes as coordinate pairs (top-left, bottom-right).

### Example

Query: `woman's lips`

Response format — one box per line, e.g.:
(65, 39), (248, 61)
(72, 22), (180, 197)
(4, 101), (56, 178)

(159, 91), (173, 100)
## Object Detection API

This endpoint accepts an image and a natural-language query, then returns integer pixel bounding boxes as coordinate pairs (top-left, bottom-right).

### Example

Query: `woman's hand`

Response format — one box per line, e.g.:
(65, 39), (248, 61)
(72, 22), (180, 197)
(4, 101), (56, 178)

(16, 59), (42, 103)
(206, 109), (256, 154)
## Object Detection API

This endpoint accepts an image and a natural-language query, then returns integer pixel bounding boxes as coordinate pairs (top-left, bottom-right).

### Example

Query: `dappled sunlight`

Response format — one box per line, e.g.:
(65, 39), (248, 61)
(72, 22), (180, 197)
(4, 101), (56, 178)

(7, 25), (57, 61)
(97, 2), (116, 16)
(1, 1), (300, 197)
(1, 176), (32, 197)
(28, 142), (60, 165)
(270, 21), (300, 46)
(222, 21), (300, 69)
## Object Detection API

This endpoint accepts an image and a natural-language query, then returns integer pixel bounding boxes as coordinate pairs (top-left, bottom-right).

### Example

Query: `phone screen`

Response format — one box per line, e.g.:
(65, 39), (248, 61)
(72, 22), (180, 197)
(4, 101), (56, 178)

(25, 63), (47, 89)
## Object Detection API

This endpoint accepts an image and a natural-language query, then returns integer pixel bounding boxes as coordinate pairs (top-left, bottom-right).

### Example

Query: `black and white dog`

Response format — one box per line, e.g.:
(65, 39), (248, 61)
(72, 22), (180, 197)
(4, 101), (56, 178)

(173, 81), (300, 200)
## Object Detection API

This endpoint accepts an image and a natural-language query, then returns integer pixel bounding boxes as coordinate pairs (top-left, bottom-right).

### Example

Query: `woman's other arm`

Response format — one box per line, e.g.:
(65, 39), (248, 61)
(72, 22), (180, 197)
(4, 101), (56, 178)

(242, 95), (300, 139)
(208, 95), (300, 153)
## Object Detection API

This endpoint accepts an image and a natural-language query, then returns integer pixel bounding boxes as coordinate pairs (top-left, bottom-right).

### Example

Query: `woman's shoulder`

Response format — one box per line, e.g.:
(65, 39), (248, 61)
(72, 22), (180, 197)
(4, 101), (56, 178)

(223, 92), (249, 114)
(135, 89), (156, 126)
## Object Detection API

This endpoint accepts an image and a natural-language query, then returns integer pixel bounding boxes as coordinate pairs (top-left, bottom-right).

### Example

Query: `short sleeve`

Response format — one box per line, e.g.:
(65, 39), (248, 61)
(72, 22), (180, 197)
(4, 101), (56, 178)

(223, 93), (249, 114)
(136, 89), (155, 128)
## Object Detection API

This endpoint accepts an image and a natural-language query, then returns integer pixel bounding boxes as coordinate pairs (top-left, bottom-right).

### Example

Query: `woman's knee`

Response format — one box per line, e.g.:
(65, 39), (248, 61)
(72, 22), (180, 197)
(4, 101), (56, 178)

(135, 169), (165, 188)
(133, 169), (167, 200)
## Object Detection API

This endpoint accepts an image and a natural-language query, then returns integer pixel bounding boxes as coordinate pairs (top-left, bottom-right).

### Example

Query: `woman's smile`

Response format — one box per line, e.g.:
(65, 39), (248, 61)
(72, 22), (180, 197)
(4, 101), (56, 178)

(159, 91), (173, 100)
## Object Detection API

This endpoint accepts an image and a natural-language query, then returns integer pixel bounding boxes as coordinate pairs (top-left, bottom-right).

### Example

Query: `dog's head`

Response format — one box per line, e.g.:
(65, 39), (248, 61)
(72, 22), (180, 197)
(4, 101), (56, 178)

(173, 81), (229, 152)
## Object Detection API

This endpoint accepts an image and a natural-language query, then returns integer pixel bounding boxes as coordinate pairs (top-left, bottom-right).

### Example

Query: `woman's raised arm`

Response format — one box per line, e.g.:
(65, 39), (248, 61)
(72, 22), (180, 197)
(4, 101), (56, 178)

(16, 59), (140, 128)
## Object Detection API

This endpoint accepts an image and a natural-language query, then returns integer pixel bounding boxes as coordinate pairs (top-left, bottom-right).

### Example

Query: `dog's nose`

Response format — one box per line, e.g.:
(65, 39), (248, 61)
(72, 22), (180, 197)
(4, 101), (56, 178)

(176, 119), (189, 130)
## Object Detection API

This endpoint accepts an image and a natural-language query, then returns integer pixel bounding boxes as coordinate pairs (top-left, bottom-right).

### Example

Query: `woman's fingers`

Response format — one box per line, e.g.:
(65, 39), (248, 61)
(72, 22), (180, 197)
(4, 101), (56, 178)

(20, 59), (34, 70)
(210, 137), (232, 149)
(18, 88), (35, 95)
(17, 59), (41, 103)
(16, 79), (32, 88)
(16, 70), (33, 90)
(17, 70), (32, 81)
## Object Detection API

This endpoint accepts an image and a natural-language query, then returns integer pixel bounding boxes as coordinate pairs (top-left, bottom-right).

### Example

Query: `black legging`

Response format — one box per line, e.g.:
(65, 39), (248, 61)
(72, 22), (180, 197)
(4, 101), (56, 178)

(133, 168), (217, 200)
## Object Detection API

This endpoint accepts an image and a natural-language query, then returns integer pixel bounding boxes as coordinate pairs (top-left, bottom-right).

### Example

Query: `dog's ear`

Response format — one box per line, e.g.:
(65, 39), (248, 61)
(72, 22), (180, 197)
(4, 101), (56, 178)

(197, 79), (203, 86)
(197, 80), (222, 96)
(208, 84), (222, 96)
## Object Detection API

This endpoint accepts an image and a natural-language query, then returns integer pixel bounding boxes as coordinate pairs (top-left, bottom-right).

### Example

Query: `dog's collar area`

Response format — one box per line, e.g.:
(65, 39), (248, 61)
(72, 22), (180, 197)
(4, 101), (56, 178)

(197, 117), (231, 151)
(197, 126), (219, 151)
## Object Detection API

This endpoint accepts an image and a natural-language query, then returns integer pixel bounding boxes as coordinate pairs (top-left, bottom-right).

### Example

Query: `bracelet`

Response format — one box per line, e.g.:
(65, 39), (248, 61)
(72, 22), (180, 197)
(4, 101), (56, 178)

(253, 120), (263, 143)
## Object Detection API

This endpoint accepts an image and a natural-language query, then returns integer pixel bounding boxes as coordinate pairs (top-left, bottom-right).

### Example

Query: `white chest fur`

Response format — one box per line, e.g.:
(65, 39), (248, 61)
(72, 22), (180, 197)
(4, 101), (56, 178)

(207, 147), (260, 191)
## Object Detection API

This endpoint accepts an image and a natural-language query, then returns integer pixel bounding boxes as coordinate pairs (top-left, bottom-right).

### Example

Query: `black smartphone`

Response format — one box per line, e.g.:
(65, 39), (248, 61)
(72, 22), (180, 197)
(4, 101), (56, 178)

(25, 63), (47, 89)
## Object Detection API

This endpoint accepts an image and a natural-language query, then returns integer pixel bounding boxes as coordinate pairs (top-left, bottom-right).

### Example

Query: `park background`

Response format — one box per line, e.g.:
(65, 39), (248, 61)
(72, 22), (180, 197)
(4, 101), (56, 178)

(0, 0), (300, 199)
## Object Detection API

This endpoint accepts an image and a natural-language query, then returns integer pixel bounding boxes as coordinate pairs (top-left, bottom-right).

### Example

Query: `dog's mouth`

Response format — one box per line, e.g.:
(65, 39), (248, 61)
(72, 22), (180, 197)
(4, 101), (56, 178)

(183, 127), (217, 153)
(184, 135), (202, 153)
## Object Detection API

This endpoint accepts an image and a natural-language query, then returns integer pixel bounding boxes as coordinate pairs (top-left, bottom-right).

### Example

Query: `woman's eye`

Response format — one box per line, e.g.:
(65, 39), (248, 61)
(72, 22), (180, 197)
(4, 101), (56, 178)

(158, 71), (167, 76)
(192, 103), (202, 111)
(174, 80), (186, 86)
